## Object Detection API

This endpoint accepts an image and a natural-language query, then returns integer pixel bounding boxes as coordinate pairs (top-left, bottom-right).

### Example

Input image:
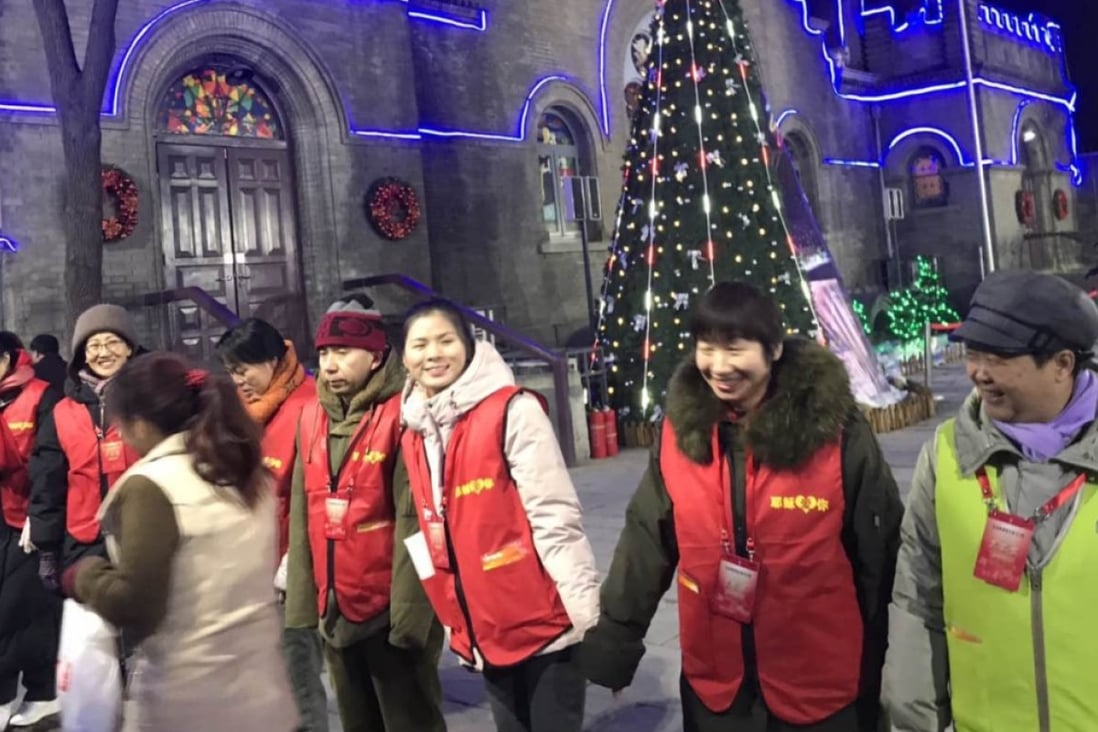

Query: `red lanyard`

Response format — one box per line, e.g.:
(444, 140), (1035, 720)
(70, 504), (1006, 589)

(975, 467), (1087, 523)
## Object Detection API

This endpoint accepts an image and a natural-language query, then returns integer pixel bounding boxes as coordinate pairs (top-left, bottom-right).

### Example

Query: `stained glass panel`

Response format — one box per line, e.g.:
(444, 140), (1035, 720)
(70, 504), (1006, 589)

(160, 68), (282, 139)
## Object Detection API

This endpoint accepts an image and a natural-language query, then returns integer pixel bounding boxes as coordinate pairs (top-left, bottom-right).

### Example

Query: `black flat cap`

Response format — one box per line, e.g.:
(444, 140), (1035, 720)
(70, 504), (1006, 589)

(950, 271), (1098, 355)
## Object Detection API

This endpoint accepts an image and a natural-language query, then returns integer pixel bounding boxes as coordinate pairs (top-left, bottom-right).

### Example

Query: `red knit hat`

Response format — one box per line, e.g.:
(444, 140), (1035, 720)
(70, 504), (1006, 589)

(314, 296), (387, 352)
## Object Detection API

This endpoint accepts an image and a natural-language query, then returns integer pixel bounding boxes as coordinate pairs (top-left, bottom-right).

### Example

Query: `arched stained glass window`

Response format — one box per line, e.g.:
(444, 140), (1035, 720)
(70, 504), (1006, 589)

(159, 68), (282, 139)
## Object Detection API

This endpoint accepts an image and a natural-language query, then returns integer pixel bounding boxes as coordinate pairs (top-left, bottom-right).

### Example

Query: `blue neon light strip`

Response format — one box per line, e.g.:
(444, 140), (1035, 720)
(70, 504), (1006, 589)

(3, 71), (567, 144)
(0, 0), (487, 119)
(861, 0), (943, 33)
(978, 3), (1061, 55)
(349, 74), (568, 142)
(823, 158), (880, 168)
(0, 0), (581, 143)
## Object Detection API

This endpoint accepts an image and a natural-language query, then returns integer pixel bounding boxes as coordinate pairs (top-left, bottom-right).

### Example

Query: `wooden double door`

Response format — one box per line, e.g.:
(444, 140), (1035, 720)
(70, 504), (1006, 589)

(158, 142), (307, 363)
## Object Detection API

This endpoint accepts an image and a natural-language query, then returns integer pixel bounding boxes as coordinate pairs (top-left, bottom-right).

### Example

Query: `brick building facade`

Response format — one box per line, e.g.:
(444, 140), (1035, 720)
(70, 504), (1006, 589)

(0, 0), (1082, 354)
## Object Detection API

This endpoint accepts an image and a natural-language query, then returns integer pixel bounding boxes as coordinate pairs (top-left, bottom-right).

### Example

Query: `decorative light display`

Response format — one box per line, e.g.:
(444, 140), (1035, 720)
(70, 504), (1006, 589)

(851, 298), (871, 335)
(885, 256), (959, 342)
(861, 0), (943, 33)
(597, 0), (818, 416)
(0, 0), (491, 117)
(978, 3), (1062, 54)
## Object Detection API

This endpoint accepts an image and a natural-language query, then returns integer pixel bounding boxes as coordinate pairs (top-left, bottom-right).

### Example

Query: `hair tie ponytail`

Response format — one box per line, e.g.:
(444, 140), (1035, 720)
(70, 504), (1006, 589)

(185, 369), (209, 389)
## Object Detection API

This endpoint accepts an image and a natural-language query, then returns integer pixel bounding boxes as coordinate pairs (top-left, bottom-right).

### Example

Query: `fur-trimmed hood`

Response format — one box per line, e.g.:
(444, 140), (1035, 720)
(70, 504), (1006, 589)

(664, 338), (855, 468)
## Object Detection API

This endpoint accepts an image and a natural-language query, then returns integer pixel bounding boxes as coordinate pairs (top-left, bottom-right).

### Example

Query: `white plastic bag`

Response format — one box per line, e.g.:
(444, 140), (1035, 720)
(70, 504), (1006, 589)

(57, 599), (123, 732)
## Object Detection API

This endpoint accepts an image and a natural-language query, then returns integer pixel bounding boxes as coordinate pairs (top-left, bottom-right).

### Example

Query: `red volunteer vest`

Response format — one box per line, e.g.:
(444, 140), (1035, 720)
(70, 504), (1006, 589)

(299, 394), (401, 624)
(660, 419), (862, 724)
(53, 397), (139, 544)
(0, 379), (50, 528)
(262, 377), (317, 557)
(402, 387), (571, 668)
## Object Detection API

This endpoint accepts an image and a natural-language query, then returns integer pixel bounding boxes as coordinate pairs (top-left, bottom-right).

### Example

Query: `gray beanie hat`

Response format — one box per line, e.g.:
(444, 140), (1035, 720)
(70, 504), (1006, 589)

(326, 293), (382, 317)
(71, 304), (137, 356)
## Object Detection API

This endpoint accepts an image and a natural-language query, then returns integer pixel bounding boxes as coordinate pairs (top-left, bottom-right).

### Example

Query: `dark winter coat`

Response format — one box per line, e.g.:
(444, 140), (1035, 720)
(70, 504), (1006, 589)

(580, 338), (903, 730)
(32, 354), (67, 394)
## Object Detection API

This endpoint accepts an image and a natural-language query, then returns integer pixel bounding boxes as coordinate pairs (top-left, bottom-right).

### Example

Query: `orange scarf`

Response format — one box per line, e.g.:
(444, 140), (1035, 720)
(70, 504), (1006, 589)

(246, 341), (306, 426)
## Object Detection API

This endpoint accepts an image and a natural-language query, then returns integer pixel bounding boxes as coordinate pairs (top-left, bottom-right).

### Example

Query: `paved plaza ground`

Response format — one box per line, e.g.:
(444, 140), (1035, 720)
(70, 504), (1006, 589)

(321, 363), (974, 732)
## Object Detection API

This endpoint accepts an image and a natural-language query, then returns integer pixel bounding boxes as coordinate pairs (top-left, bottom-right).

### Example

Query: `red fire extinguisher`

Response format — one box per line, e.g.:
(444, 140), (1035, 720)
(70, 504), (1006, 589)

(604, 408), (620, 457)
(588, 409), (608, 460)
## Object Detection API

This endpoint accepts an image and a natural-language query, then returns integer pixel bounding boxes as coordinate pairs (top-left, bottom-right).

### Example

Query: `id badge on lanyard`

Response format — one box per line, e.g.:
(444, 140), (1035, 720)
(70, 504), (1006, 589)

(972, 468), (1086, 592)
(325, 487), (352, 541)
(99, 439), (128, 474)
(711, 452), (760, 623)
(712, 550), (760, 623)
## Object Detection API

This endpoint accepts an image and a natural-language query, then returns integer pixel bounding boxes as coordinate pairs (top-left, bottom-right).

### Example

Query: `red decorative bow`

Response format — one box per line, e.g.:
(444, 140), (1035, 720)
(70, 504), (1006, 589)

(184, 369), (208, 388)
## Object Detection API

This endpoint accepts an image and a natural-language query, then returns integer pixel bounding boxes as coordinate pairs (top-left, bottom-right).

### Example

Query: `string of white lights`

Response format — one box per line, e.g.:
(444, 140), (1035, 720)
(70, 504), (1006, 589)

(714, 0), (821, 332)
(638, 0), (671, 412)
(682, 0), (718, 285)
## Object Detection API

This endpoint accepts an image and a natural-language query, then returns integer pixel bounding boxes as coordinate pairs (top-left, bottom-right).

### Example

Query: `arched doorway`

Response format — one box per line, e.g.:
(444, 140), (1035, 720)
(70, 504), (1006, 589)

(155, 64), (306, 362)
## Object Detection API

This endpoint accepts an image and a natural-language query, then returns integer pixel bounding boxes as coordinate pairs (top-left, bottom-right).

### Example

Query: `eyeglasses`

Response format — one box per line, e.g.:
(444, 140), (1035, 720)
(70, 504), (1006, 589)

(85, 339), (127, 356)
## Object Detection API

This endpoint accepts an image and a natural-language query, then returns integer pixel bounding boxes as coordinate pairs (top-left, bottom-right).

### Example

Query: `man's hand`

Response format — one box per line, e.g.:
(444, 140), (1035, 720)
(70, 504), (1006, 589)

(18, 521), (35, 554)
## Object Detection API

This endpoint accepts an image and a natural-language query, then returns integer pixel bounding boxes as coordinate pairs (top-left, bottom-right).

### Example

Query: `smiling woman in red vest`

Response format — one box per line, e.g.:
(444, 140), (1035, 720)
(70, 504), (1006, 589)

(0, 332), (62, 729)
(27, 305), (141, 587)
(216, 318), (326, 732)
(579, 282), (904, 732)
(400, 299), (600, 732)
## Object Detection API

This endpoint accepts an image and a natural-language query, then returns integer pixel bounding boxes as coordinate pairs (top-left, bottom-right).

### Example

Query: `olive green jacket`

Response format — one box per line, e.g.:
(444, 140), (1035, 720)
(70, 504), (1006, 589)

(284, 354), (437, 650)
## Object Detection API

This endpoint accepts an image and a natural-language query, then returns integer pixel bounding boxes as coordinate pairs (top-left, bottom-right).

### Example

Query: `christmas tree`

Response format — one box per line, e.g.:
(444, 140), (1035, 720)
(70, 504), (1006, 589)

(886, 256), (959, 342)
(597, 0), (817, 416)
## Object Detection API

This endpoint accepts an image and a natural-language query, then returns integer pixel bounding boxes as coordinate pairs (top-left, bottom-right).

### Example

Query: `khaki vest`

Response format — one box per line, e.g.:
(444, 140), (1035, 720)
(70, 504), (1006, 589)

(102, 433), (297, 732)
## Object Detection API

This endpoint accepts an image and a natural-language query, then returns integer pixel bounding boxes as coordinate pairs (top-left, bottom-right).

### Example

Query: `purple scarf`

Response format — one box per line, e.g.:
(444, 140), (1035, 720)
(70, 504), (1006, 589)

(994, 371), (1098, 462)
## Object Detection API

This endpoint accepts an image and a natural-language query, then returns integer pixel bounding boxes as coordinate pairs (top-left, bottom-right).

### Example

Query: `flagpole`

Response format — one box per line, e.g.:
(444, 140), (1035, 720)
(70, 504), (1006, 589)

(958, 0), (996, 276)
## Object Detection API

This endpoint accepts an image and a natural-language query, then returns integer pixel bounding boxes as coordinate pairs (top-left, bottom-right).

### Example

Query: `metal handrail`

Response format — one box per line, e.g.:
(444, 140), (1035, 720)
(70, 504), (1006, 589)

(118, 287), (241, 328)
(343, 274), (578, 467)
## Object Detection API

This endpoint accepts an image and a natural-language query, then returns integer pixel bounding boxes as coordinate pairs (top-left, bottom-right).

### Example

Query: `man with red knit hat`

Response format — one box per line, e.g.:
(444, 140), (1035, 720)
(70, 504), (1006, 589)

(285, 294), (444, 732)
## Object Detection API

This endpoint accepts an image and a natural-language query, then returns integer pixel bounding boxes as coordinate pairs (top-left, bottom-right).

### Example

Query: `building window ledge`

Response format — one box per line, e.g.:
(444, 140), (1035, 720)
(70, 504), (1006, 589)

(538, 237), (586, 254)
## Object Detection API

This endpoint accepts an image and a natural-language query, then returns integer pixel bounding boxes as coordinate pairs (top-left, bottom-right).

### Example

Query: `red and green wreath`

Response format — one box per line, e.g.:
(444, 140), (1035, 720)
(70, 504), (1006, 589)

(101, 165), (138, 242)
(366, 178), (420, 240)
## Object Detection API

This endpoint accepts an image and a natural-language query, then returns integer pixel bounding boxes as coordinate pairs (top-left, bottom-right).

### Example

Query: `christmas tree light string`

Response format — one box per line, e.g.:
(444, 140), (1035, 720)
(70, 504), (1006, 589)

(683, 0), (719, 285)
(596, 0), (820, 416)
(713, 0), (819, 331)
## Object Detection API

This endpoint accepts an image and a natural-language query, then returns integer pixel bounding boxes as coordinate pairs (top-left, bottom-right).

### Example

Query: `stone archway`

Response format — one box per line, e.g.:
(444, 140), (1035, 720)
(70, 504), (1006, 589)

(117, 4), (350, 350)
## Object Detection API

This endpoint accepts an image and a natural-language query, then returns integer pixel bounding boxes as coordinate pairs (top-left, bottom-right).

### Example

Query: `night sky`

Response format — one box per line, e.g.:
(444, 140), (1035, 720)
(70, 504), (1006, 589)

(992, 0), (1098, 150)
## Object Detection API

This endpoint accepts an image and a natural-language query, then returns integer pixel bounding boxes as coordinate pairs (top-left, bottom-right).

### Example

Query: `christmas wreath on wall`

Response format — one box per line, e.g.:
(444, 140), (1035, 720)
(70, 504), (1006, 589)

(366, 178), (421, 240)
(101, 165), (138, 242)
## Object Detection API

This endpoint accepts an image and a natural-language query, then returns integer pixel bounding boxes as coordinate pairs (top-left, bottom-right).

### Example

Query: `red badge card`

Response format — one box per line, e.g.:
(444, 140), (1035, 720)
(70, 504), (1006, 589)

(974, 510), (1034, 592)
(711, 556), (760, 623)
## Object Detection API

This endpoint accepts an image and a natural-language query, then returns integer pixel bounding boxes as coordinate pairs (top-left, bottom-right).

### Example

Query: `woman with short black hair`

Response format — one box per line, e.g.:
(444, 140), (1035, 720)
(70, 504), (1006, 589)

(217, 318), (325, 732)
(581, 281), (904, 732)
